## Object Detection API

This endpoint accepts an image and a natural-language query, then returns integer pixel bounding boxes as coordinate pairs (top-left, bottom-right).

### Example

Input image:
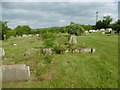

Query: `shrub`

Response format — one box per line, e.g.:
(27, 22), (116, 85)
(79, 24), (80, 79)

(53, 45), (66, 54)
(43, 55), (52, 63)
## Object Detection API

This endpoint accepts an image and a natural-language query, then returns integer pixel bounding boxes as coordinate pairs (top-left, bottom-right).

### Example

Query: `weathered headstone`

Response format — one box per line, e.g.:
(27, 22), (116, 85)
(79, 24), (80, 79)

(2, 64), (30, 81)
(24, 48), (38, 56)
(73, 49), (79, 53)
(102, 32), (105, 34)
(91, 49), (96, 53)
(85, 31), (89, 35)
(43, 49), (52, 55)
(110, 31), (115, 36)
(65, 50), (69, 53)
(0, 48), (5, 57)
(70, 35), (77, 43)
(106, 28), (112, 32)
(100, 28), (105, 32)
(80, 48), (92, 53)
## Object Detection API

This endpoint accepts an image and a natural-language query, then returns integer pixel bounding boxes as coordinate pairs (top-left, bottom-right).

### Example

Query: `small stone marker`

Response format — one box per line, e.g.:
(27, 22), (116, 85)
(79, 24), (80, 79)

(2, 64), (30, 81)
(85, 31), (89, 35)
(91, 49), (96, 53)
(80, 48), (91, 53)
(110, 31), (115, 36)
(0, 48), (5, 57)
(43, 49), (52, 55)
(73, 49), (79, 53)
(70, 35), (77, 43)
(102, 32), (105, 34)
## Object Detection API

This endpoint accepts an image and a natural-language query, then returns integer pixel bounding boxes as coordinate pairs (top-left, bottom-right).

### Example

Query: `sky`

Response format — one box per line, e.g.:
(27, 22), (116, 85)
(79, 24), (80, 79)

(1, 0), (119, 29)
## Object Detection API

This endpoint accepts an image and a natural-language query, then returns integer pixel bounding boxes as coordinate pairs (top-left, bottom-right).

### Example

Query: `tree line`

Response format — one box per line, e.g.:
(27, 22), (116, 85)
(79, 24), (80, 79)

(0, 16), (120, 40)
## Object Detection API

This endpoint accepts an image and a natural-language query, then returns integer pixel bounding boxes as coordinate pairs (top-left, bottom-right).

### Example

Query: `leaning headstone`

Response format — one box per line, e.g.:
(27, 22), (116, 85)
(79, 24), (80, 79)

(110, 31), (115, 36)
(2, 64), (30, 81)
(70, 35), (77, 43)
(0, 48), (5, 57)
(43, 49), (52, 55)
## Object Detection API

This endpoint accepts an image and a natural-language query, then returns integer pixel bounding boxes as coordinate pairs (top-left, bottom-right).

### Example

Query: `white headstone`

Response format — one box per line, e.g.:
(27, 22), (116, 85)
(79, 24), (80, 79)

(85, 31), (89, 35)
(2, 64), (30, 81)
(80, 48), (92, 53)
(102, 32), (105, 34)
(0, 48), (5, 57)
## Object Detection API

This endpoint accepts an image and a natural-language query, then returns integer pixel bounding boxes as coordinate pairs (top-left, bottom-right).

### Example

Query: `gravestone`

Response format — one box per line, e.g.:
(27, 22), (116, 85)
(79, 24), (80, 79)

(119, 31), (120, 35)
(85, 31), (89, 35)
(2, 64), (30, 81)
(110, 31), (115, 36)
(73, 49), (79, 53)
(80, 48), (92, 53)
(91, 49), (96, 53)
(70, 35), (77, 43)
(0, 48), (5, 57)
(43, 49), (52, 55)
(102, 32), (105, 34)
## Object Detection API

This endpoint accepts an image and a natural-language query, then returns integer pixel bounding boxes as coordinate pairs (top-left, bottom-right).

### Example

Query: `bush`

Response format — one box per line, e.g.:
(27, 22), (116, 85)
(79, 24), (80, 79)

(53, 45), (66, 54)
(43, 55), (52, 63)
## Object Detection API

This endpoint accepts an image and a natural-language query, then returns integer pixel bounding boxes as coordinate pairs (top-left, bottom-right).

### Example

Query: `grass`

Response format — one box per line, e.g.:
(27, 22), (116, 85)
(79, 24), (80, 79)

(2, 32), (118, 88)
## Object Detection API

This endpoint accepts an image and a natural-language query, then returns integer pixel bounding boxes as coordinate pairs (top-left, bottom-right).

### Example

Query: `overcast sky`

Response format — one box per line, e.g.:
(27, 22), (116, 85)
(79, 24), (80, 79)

(1, 0), (119, 29)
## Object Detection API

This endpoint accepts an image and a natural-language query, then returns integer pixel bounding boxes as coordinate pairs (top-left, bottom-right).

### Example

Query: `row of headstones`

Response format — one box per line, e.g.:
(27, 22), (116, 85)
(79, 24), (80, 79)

(101, 31), (118, 35)
(10, 34), (39, 39)
(85, 28), (112, 34)
(43, 48), (96, 55)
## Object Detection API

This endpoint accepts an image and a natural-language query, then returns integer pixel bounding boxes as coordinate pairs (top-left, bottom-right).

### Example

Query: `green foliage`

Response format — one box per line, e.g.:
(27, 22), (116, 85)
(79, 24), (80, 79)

(53, 45), (66, 54)
(96, 16), (113, 29)
(43, 40), (55, 48)
(42, 33), (56, 48)
(110, 20), (120, 33)
(43, 55), (52, 63)
(82, 25), (96, 30)
(15, 25), (32, 36)
(66, 22), (85, 36)
(5, 30), (16, 39)
(0, 20), (11, 40)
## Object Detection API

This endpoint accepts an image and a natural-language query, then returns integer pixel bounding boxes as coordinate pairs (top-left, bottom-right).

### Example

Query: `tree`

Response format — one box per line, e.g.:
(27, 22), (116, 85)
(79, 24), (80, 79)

(0, 20), (11, 40)
(15, 25), (32, 36)
(110, 20), (120, 33)
(96, 15), (113, 29)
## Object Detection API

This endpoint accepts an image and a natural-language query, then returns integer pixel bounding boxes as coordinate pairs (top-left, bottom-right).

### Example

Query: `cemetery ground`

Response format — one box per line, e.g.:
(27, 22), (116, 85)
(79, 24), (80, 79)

(2, 32), (118, 88)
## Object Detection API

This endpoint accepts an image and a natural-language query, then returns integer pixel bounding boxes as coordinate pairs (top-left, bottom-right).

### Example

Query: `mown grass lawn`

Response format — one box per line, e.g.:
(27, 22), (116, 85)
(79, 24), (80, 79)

(2, 32), (118, 88)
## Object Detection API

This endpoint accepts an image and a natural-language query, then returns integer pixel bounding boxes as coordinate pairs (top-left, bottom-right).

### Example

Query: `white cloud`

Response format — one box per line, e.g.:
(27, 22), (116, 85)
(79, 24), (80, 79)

(2, 2), (118, 29)
(2, 0), (119, 2)
(59, 19), (65, 23)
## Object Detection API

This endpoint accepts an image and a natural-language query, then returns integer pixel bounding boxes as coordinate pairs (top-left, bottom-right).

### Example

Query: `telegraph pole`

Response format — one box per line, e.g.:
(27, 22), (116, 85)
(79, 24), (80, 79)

(96, 11), (98, 24)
